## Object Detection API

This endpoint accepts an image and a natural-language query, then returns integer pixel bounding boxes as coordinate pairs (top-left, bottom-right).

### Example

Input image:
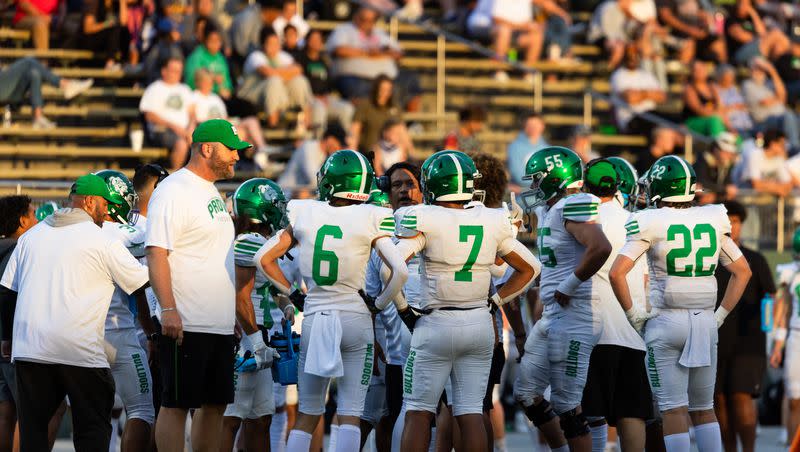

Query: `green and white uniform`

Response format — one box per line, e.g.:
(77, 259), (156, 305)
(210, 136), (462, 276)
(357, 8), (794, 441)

(778, 262), (800, 398)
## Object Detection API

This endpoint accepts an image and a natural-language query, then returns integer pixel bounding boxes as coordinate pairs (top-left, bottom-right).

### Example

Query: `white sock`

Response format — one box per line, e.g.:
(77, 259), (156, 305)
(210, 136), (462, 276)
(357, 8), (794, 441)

(270, 411), (287, 452)
(391, 406), (405, 452)
(664, 432), (691, 452)
(693, 422), (722, 452)
(590, 423), (608, 452)
(328, 424), (339, 451)
(552, 445), (570, 452)
(286, 430), (312, 452)
(335, 424), (361, 452)
(494, 436), (506, 452)
(428, 426), (436, 452)
(109, 418), (119, 452)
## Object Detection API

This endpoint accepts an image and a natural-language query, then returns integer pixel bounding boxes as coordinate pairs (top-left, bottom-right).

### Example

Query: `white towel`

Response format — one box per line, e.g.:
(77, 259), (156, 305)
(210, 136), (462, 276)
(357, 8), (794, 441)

(304, 311), (344, 377)
(679, 310), (714, 368)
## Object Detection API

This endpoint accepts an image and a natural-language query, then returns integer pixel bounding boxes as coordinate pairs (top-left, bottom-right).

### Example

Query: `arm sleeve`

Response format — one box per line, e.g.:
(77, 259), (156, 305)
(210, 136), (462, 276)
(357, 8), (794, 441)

(562, 193), (600, 224)
(395, 206), (422, 238)
(138, 85), (156, 113)
(253, 230), (292, 294)
(106, 240), (149, 295)
(718, 234), (744, 267)
(234, 234), (265, 267)
(374, 237), (409, 310)
(0, 245), (20, 292)
(618, 214), (651, 262)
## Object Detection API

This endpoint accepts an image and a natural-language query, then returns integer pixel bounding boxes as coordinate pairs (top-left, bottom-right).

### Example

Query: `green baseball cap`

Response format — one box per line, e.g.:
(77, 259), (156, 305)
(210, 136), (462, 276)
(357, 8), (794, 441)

(71, 173), (126, 205)
(192, 118), (252, 150)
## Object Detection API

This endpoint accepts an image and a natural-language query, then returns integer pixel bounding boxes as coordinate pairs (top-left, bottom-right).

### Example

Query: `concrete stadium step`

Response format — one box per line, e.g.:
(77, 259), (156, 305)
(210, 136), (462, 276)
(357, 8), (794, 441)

(0, 124), (127, 138)
(0, 144), (166, 160)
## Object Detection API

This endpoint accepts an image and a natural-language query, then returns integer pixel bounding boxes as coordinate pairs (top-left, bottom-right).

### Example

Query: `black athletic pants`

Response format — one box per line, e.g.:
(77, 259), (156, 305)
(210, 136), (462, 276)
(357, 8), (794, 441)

(15, 360), (115, 452)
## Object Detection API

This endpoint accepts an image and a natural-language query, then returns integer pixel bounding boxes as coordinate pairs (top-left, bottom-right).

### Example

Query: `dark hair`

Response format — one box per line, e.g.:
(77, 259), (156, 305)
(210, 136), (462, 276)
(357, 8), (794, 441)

(723, 200), (748, 223)
(306, 28), (322, 41)
(0, 195), (32, 238)
(380, 117), (403, 136)
(160, 55), (183, 70)
(202, 22), (220, 42)
(764, 128), (786, 148)
(459, 104), (487, 123)
(260, 26), (278, 47)
(385, 161), (420, 184)
(370, 74), (394, 108)
(233, 212), (272, 236)
(257, 0), (281, 10)
(133, 163), (169, 192)
(284, 24), (298, 36)
(322, 122), (347, 145)
(467, 152), (507, 208)
(520, 110), (541, 128)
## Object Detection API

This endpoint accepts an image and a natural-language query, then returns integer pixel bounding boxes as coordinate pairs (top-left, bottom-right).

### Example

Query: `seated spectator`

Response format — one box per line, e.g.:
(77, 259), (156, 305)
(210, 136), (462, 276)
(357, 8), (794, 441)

(139, 57), (194, 170)
(610, 45), (665, 135)
(191, 69), (269, 168)
(278, 123), (346, 190)
(13, 0), (57, 50)
(230, 0), (281, 63)
(81, 0), (133, 69)
(466, 0), (493, 40)
(569, 125), (599, 162)
(735, 128), (792, 196)
(282, 24), (302, 59)
(534, 0), (574, 61)
(726, 0), (790, 66)
(743, 58), (800, 151)
(634, 127), (678, 175)
(351, 75), (410, 155)
(184, 24), (232, 97)
(714, 64), (754, 135)
(125, 0), (155, 65)
(588, 0), (640, 68)
(180, 0), (226, 56)
(297, 29), (355, 133)
(775, 35), (800, 107)
(142, 17), (184, 85)
(656, 0), (727, 63)
(0, 57), (93, 129)
(272, 0), (309, 43)
(694, 131), (740, 204)
(238, 27), (312, 128)
(507, 111), (548, 191)
(491, 0), (544, 82)
(442, 104), (487, 154)
(373, 118), (409, 176)
(683, 60), (727, 138)
(326, 7), (403, 100)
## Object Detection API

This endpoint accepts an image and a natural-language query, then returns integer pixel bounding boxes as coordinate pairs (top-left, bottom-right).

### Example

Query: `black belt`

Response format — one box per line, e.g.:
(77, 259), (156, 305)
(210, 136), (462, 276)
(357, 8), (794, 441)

(438, 306), (484, 311)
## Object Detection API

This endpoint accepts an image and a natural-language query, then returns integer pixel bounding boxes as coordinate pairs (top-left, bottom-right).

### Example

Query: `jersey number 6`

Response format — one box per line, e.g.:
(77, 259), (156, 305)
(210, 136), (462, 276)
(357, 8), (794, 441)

(313, 225), (342, 286)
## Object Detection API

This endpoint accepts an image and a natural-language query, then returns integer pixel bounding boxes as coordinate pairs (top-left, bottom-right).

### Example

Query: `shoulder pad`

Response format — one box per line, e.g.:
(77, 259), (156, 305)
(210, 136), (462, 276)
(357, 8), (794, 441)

(396, 205), (422, 238)
(561, 193), (600, 223)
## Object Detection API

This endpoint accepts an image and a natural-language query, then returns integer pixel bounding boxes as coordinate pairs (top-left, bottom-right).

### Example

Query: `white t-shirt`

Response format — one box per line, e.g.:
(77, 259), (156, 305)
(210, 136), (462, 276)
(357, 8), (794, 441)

(492, 0), (532, 25)
(740, 146), (791, 185)
(139, 80), (194, 129)
(146, 168), (236, 334)
(243, 50), (295, 76)
(610, 68), (661, 129)
(1, 214), (148, 368)
(192, 91), (228, 123)
(272, 14), (310, 41)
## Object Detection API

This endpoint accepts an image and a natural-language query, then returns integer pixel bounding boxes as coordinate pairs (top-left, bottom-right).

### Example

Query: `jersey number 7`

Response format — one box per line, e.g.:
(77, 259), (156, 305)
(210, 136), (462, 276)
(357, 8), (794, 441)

(455, 225), (484, 282)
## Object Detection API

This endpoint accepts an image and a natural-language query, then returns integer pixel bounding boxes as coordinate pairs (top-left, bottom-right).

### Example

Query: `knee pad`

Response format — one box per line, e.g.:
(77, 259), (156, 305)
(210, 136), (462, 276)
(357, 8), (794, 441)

(522, 399), (557, 427)
(559, 408), (589, 439)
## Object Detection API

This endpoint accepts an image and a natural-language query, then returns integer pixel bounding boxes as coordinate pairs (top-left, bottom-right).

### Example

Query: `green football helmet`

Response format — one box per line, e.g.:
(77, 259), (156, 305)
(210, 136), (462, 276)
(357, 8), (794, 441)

(233, 178), (288, 231)
(317, 150), (375, 202)
(584, 158), (619, 197)
(421, 149), (459, 175)
(607, 156), (639, 210)
(35, 201), (59, 221)
(519, 146), (583, 211)
(421, 150), (481, 204)
(646, 155), (697, 205)
(367, 182), (391, 207)
(94, 169), (138, 224)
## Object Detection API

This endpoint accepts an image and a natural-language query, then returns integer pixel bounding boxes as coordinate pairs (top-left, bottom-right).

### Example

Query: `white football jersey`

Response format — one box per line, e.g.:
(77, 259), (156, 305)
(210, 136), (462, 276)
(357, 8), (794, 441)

(103, 221), (147, 330)
(621, 204), (733, 310)
(778, 261), (800, 330)
(536, 193), (601, 304)
(396, 203), (516, 309)
(287, 199), (394, 315)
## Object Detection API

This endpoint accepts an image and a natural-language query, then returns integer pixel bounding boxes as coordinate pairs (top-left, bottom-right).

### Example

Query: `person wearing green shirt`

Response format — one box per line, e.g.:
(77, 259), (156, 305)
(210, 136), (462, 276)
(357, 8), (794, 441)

(184, 24), (232, 97)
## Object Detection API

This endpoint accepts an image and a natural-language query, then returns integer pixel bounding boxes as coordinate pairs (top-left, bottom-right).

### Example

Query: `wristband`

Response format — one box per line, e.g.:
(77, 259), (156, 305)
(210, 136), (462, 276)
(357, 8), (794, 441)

(775, 327), (788, 342)
(161, 307), (177, 313)
(714, 306), (730, 327)
(556, 273), (583, 297)
(490, 292), (503, 307)
(246, 331), (266, 349)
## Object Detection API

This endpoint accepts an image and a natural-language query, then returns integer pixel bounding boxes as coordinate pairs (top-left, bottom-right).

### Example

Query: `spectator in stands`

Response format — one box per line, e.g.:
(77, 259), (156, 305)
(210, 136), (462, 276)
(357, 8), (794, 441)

(326, 7), (403, 100)
(775, 35), (800, 107)
(442, 104), (487, 154)
(278, 123), (346, 190)
(373, 118), (409, 176)
(239, 27), (312, 129)
(588, 0), (639, 69)
(725, 0), (790, 66)
(634, 126), (678, 175)
(297, 29), (355, 133)
(694, 131), (740, 204)
(180, 0), (225, 56)
(142, 17), (184, 85)
(184, 24), (232, 96)
(569, 125), (599, 162)
(735, 128), (792, 197)
(81, 0), (133, 69)
(655, 0), (727, 63)
(351, 74), (404, 154)
(282, 24), (302, 59)
(491, 0), (544, 82)
(714, 64), (754, 136)
(272, 0), (309, 43)
(714, 199), (775, 452)
(537, 0), (574, 61)
(507, 111), (548, 191)
(139, 57), (194, 170)
(0, 57), (93, 129)
(742, 58), (800, 152)
(12, 0), (57, 50)
(609, 44), (665, 135)
(230, 0), (281, 63)
(684, 60), (727, 138)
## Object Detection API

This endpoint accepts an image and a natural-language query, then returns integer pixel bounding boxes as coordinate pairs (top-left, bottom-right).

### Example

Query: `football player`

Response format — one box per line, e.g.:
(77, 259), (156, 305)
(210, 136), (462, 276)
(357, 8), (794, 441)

(256, 150), (408, 452)
(394, 151), (540, 452)
(609, 155), (752, 451)
(514, 146), (612, 452)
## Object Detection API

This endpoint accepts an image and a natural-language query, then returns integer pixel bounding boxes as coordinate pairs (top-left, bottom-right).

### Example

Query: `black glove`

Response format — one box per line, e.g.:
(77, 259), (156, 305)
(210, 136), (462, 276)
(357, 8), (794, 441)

(398, 306), (431, 333)
(289, 290), (306, 312)
(487, 298), (499, 316)
(359, 289), (381, 315)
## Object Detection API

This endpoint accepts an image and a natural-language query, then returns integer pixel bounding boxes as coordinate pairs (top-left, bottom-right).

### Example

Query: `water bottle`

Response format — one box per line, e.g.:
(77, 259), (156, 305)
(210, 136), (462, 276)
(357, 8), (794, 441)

(2, 106), (11, 128)
(761, 294), (774, 332)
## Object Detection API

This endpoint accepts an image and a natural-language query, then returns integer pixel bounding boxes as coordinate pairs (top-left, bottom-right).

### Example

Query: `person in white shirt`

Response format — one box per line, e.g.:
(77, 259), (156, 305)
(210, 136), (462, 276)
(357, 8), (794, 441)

(277, 123), (346, 192)
(272, 0), (309, 44)
(491, 0), (545, 82)
(139, 56), (195, 171)
(0, 173), (149, 451)
(735, 128), (793, 197)
(610, 46), (666, 135)
(238, 27), (313, 128)
(146, 119), (251, 452)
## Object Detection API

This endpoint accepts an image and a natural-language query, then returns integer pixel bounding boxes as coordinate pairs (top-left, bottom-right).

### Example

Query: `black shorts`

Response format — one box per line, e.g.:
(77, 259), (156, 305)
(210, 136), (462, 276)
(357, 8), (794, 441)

(385, 364), (404, 422)
(158, 331), (236, 409)
(582, 344), (653, 425)
(483, 342), (506, 412)
(715, 353), (766, 397)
